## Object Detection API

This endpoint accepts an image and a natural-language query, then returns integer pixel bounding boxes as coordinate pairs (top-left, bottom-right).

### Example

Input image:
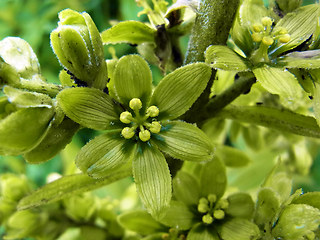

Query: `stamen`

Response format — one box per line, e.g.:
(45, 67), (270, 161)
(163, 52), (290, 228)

(146, 105), (160, 117)
(149, 121), (161, 133)
(213, 209), (225, 220)
(129, 98), (142, 111)
(139, 129), (151, 142)
(121, 127), (135, 139)
(261, 17), (273, 27)
(202, 214), (213, 224)
(120, 111), (133, 124)
(262, 36), (274, 46)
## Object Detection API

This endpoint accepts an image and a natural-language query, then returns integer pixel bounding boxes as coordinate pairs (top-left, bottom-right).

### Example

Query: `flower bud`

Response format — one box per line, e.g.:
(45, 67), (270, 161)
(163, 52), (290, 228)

(0, 174), (30, 201)
(50, 9), (107, 89)
(64, 193), (97, 222)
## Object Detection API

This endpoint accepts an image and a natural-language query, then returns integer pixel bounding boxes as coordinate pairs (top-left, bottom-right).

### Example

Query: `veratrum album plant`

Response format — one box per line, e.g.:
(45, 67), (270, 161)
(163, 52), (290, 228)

(1, 0), (320, 239)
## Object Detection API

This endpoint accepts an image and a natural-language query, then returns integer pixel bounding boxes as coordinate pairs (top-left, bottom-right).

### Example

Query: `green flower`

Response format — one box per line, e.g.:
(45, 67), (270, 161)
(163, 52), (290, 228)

(205, 3), (320, 102)
(159, 158), (259, 240)
(57, 54), (213, 218)
(101, 0), (196, 71)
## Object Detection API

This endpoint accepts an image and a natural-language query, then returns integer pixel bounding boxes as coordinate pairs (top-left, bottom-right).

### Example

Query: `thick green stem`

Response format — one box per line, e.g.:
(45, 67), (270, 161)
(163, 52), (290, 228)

(184, 0), (240, 64)
(19, 79), (63, 98)
(214, 105), (320, 138)
(183, 0), (240, 124)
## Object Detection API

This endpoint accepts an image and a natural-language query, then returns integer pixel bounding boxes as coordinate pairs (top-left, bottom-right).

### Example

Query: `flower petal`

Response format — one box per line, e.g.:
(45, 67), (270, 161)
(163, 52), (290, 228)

(150, 63), (212, 120)
(187, 223), (220, 240)
(220, 218), (260, 240)
(160, 201), (196, 230)
(153, 121), (214, 162)
(75, 132), (135, 178)
(277, 50), (320, 69)
(113, 55), (152, 106)
(57, 87), (119, 130)
(101, 21), (156, 45)
(133, 144), (171, 219)
(226, 193), (255, 219)
(253, 65), (303, 101)
(205, 45), (250, 71)
(271, 4), (320, 56)
(173, 171), (200, 206)
(200, 158), (226, 199)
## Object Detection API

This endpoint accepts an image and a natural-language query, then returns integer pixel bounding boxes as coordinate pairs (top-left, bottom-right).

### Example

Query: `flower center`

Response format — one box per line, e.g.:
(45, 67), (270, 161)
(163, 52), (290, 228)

(250, 17), (291, 64)
(197, 194), (229, 225)
(120, 98), (162, 142)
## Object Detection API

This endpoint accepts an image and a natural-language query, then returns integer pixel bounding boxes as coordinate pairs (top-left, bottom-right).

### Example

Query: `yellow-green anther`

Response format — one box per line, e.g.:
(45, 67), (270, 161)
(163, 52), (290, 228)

(278, 27), (288, 35)
(149, 121), (161, 133)
(218, 199), (229, 209)
(252, 33), (263, 43)
(208, 194), (217, 203)
(253, 24), (264, 32)
(139, 129), (151, 142)
(122, 127), (135, 139)
(306, 231), (315, 240)
(202, 214), (213, 224)
(262, 36), (274, 46)
(120, 111), (133, 124)
(198, 203), (209, 213)
(161, 233), (170, 240)
(279, 34), (291, 43)
(147, 105), (159, 117)
(199, 197), (209, 205)
(261, 17), (273, 27)
(213, 209), (225, 220)
(129, 98), (142, 110)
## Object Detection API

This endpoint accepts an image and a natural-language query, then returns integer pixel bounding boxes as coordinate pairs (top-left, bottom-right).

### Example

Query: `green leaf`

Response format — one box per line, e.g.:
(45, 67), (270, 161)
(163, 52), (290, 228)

(18, 170), (131, 210)
(24, 118), (80, 164)
(118, 210), (167, 235)
(313, 82), (320, 127)
(75, 132), (135, 178)
(150, 63), (212, 120)
(277, 50), (320, 69)
(254, 188), (280, 226)
(220, 218), (260, 240)
(226, 193), (255, 219)
(205, 45), (250, 71)
(215, 145), (251, 168)
(57, 87), (118, 130)
(272, 204), (320, 240)
(200, 158), (226, 199)
(0, 107), (54, 155)
(0, 37), (40, 79)
(292, 192), (320, 210)
(153, 121), (214, 162)
(187, 223), (220, 240)
(216, 105), (320, 138)
(239, 0), (267, 28)
(4, 86), (52, 108)
(160, 201), (195, 230)
(113, 55), (152, 106)
(271, 4), (320, 56)
(133, 144), (171, 219)
(101, 21), (156, 45)
(0, 59), (20, 87)
(173, 171), (200, 206)
(253, 65), (303, 101)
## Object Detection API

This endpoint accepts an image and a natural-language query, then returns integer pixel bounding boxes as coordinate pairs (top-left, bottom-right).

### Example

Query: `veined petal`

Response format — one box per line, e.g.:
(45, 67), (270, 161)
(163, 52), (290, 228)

(200, 158), (226, 199)
(205, 45), (250, 71)
(253, 65), (303, 101)
(57, 87), (119, 130)
(271, 4), (320, 56)
(153, 121), (214, 162)
(277, 50), (320, 69)
(75, 131), (135, 178)
(113, 55), (152, 106)
(150, 63), (212, 120)
(220, 218), (260, 240)
(187, 223), (220, 240)
(133, 144), (171, 219)
(101, 21), (156, 45)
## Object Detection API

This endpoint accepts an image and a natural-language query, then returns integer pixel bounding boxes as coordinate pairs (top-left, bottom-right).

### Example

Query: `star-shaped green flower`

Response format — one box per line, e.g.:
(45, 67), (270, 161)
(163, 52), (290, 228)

(205, 3), (320, 102)
(57, 54), (213, 218)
